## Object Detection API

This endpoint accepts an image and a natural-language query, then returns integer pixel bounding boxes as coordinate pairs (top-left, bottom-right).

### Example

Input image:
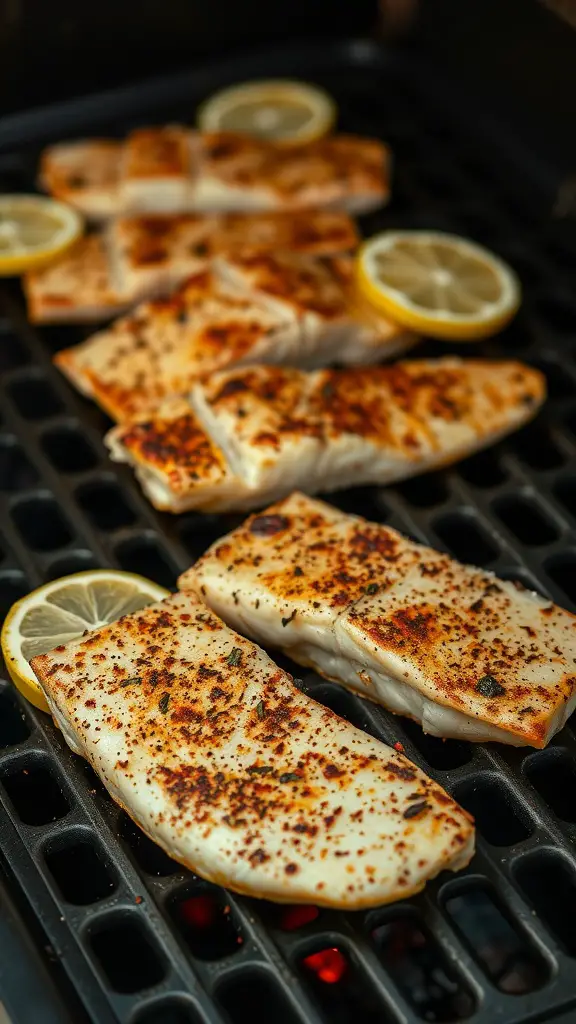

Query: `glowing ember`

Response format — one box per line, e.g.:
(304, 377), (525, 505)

(280, 905), (319, 931)
(303, 947), (348, 984)
(179, 894), (217, 929)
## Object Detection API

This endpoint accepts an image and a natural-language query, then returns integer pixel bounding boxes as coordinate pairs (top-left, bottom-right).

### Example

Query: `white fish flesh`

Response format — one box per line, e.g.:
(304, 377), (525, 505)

(55, 255), (413, 421)
(182, 492), (576, 748)
(39, 128), (390, 219)
(25, 209), (359, 324)
(31, 590), (474, 908)
(106, 358), (545, 512)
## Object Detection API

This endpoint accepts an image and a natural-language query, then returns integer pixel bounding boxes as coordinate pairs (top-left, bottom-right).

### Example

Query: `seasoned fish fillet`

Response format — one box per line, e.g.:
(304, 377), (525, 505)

(209, 209), (359, 258)
(31, 590), (474, 907)
(25, 210), (359, 325)
(106, 213), (218, 305)
(118, 127), (197, 213)
(217, 251), (411, 365)
(108, 209), (359, 306)
(40, 130), (389, 217)
(194, 133), (389, 213)
(55, 256), (412, 420)
(24, 235), (129, 325)
(106, 395), (248, 512)
(183, 493), (576, 749)
(107, 358), (545, 512)
(39, 140), (122, 220)
(55, 271), (300, 422)
(274, 134), (390, 215)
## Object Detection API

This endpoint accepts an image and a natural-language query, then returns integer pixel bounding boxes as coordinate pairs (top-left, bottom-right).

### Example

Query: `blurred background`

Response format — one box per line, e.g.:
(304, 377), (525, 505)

(0, 0), (575, 175)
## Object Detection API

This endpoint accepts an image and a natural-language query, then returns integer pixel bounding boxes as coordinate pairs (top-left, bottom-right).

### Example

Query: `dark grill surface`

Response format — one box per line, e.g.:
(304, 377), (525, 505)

(0, 39), (575, 1024)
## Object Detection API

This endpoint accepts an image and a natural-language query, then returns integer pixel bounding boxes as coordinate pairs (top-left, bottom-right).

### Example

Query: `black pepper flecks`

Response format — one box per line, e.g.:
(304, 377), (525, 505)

(249, 514), (289, 537)
(403, 801), (429, 819)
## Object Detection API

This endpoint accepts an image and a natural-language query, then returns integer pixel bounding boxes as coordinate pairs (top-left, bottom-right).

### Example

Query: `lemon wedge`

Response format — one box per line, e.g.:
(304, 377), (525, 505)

(197, 79), (336, 145)
(356, 230), (521, 341)
(0, 195), (83, 276)
(1, 570), (169, 712)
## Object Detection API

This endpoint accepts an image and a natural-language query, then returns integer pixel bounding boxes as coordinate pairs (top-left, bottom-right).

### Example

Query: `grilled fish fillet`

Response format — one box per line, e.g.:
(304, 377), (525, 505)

(24, 235), (130, 325)
(55, 256), (413, 421)
(55, 272), (303, 422)
(194, 132), (389, 214)
(27, 210), (359, 325)
(118, 127), (197, 214)
(39, 139), (122, 220)
(215, 252), (408, 366)
(106, 213), (218, 307)
(106, 358), (545, 512)
(40, 128), (390, 218)
(106, 209), (359, 307)
(183, 493), (576, 749)
(30, 590), (474, 907)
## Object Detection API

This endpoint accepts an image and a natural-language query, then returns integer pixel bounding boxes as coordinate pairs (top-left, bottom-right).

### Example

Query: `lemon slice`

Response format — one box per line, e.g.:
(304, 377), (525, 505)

(197, 79), (336, 145)
(1, 570), (169, 712)
(0, 195), (83, 276)
(356, 230), (521, 341)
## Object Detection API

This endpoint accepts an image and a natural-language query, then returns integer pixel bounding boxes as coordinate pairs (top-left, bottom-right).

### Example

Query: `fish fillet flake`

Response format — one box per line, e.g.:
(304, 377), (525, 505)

(31, 591), (474, 908)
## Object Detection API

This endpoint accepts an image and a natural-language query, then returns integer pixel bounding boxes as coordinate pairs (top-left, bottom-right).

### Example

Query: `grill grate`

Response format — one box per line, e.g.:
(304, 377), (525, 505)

(0, 38), (575, 1024)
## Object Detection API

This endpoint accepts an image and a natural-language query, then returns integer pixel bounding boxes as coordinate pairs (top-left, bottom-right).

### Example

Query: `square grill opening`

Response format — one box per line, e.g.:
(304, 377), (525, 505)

(44, 830), (117, 905)
(216, 970), (301, 1024)
(169, 886), (244, 961)
(0, 687), (30, 748)
(298, 942), (388, 1024)
(370, 911), (476, 1021)
(442, 881), (550, 994)
(453, 776), (533, 847)
(1, 757), (70, 826)
(88, 914), (167, 994)
(512, 851), (576, 957)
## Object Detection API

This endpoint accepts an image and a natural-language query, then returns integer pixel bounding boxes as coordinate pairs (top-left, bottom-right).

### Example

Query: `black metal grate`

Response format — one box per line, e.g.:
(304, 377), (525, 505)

(0, 39), (575, 1024)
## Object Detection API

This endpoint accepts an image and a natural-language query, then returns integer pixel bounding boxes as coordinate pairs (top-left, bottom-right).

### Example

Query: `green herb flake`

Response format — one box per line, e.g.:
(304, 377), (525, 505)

(281, 609), (297, 628)
(475, 674), (506, 698)
(365, 583), (379, 595)
(247, 765), (273, 775)
(158, 693), (170, 714)
(121, 676), (142, 687)
(256, 700), (265, 720)
(227, 647), (243, 667)
(279, 772), (301, 784)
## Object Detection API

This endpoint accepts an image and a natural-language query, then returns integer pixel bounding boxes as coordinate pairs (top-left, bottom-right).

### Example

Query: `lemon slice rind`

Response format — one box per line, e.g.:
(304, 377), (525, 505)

(197, 79), (336, 145)
(1, 570), (169, 712)
(356, 230), (521, 341)
(0, 196), (83, 276)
